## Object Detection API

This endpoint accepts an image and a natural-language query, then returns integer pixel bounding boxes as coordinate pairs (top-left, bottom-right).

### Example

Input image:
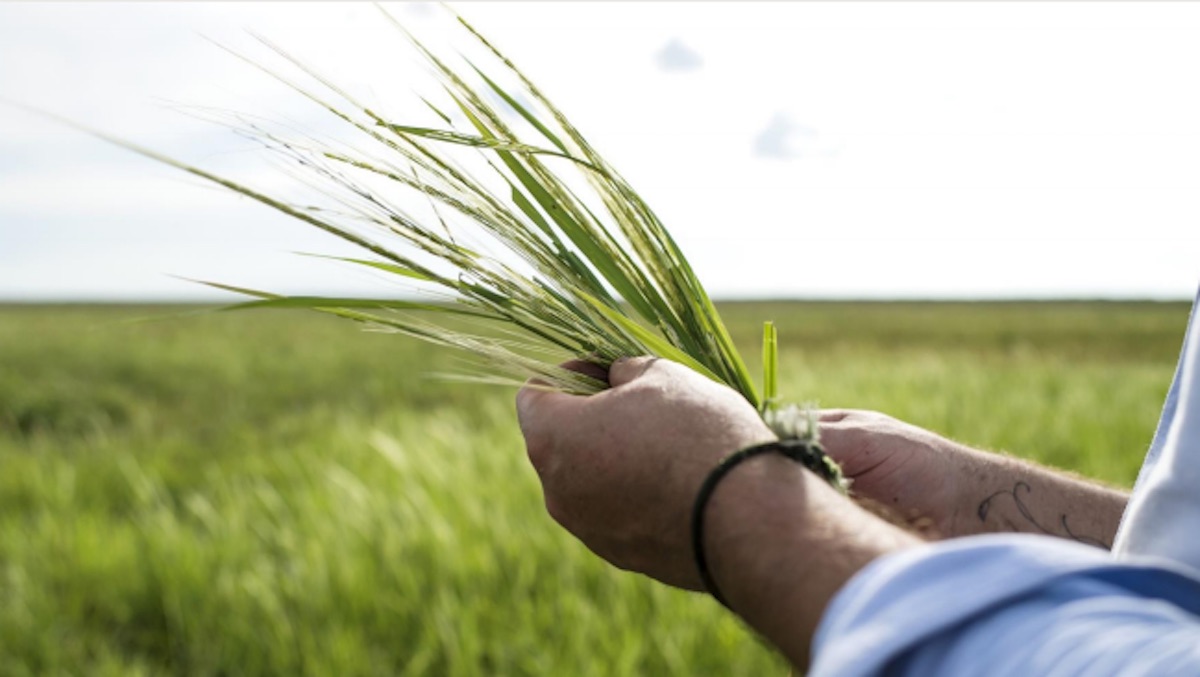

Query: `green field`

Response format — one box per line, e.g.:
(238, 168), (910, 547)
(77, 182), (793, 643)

(0, 301), (1191, 676)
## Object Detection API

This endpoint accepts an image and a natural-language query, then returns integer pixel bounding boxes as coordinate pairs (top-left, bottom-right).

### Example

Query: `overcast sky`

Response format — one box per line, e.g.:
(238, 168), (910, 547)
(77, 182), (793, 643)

(3, 2), (1200, 301)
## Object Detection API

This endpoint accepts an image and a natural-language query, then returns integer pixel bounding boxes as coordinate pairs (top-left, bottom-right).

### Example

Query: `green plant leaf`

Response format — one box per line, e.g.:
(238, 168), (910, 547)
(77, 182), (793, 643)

(579, 292), (724, 385)
(297, 253), (439, 282)
(762, 321), (778, 410)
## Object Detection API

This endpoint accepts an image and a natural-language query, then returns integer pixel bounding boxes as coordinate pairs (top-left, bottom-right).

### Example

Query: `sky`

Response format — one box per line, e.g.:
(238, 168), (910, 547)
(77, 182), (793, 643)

(2, 1), (1200, 301)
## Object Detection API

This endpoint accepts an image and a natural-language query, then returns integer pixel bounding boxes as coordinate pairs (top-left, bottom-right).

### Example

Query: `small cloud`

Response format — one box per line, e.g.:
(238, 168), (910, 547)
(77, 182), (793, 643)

(655, 38), (703, 73)
(400, 2), (436, 18)
(752, 113), (841, 160)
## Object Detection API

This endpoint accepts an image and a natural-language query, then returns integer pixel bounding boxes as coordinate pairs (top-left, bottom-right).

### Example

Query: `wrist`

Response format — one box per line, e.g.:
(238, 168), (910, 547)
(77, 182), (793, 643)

(702, 451), (810, 600)
(699, 452), (919, 665)
(883, 433), (990, 538)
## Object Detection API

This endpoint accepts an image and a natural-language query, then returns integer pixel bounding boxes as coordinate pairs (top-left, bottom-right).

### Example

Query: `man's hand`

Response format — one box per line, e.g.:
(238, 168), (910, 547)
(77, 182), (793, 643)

(818, 410), (969, 535)
(515, 356), (776, 590)
(819, 409), (1129, 547)
(516, 358), (921, 668)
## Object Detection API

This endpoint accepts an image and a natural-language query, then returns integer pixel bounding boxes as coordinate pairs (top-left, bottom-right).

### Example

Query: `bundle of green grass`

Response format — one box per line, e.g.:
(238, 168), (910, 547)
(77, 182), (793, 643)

(75, 6), (844, 487)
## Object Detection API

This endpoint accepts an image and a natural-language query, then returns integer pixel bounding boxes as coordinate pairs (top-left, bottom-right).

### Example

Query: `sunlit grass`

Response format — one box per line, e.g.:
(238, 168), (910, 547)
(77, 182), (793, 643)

(0, 301), (1188, 675)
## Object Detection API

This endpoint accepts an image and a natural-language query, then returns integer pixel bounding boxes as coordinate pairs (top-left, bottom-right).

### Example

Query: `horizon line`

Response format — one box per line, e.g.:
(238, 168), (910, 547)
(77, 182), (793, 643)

(0, 295), (1192, 306)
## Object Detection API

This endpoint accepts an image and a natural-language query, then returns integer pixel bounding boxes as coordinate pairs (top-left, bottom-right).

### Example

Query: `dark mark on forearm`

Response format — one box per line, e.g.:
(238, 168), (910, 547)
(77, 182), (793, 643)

(978, 481), (1109, 549)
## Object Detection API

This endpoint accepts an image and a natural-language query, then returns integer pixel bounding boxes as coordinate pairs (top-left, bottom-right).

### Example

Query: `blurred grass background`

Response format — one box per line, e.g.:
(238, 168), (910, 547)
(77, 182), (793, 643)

(0, 301), (1190, 675)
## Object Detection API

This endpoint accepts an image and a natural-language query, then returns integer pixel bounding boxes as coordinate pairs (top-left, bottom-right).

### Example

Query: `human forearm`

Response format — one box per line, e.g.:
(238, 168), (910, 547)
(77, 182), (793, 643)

(818, 411), (1129, 548)
(704, 453), (920, 667)
(944, 445), (1128, 548)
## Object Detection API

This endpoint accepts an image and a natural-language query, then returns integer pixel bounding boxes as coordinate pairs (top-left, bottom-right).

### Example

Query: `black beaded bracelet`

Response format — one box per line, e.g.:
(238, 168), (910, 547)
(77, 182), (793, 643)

(690, 438), (835, 608)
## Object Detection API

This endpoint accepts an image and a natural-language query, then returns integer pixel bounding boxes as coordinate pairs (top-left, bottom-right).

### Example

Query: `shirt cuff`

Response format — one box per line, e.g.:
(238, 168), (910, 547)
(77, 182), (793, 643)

(809, 534), (1200, 676)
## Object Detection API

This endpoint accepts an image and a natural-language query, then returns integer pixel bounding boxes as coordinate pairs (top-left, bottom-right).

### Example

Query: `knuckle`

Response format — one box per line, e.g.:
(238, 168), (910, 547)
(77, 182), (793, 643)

(611, 355), (662, 386)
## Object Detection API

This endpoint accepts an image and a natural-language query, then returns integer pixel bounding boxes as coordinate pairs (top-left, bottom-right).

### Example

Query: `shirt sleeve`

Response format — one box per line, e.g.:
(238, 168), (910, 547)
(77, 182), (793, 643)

(1113, 287), (1200, 571)
(810, 534), (1200, 677)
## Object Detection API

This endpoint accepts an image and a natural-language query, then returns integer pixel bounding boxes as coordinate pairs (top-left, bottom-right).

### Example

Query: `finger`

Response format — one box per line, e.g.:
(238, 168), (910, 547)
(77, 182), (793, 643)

(515, 358), (606, 424)
(606, 355), (663, 387)
(817, 423), (853, 455)
(514, 378), (582, 429)
(515, 380), (586, 478)
(514, 373), (550, 414)
(558, 358), (610, 385)
(817, 409), (855, 423)
(816, 423), (871, 468)
(514, 369), (593, 438)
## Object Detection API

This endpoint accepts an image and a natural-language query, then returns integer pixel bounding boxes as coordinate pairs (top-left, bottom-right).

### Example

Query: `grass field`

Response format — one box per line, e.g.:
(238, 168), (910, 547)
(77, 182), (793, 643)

(0, 301), (1191, 675)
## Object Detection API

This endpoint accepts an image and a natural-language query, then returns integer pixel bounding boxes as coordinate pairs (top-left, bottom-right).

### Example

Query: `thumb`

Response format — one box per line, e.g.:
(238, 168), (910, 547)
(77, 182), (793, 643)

(606, 355), (664, 388)
(517, 357), (611, 427)
(515, 381), (567, 427)
(515, 377), (590, 436)
(514, 380), (549, 425)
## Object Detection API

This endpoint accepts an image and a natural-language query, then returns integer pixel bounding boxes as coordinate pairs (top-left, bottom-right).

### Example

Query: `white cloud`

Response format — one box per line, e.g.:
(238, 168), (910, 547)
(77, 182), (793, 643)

(654, 38), (703, 73)
(400, 2), (437, 19)
(752, 113), (841, 160)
